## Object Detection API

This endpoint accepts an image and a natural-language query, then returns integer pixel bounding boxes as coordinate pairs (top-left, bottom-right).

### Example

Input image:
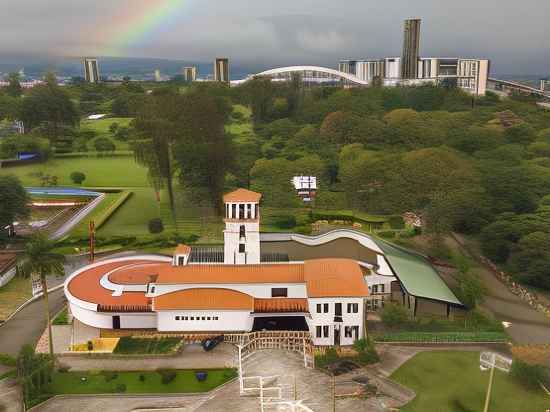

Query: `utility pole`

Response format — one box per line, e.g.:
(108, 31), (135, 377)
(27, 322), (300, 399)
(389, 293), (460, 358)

(483, 356), (496, 412)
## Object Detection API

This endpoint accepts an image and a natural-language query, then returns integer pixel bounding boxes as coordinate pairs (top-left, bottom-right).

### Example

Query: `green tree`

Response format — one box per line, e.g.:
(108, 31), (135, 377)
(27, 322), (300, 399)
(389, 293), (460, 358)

(6, 72), (22, 98)
(94, 137), (115, 154)
(380, 303), (409, 327)
(19, 73), (79, 142)
(70, 171), (86, 185)
(19, 233), (65, 359)
(0, 175), (29, 237)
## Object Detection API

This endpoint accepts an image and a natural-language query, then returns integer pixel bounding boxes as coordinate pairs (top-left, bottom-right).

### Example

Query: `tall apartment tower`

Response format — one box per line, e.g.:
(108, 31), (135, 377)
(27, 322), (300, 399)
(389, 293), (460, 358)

(183, 66), (197, 82)
(214, 58), (229, 83)
(401, 19), (421, 79)
(82, 57), (100, 83)
(541, 79), (549, 92)
(154, 69), (162, 82)
(223, 189), (261, 265)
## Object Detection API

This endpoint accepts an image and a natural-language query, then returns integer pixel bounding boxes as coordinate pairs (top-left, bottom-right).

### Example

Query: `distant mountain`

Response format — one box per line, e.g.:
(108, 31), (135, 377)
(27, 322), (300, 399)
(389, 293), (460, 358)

(0, 55), (261, 80)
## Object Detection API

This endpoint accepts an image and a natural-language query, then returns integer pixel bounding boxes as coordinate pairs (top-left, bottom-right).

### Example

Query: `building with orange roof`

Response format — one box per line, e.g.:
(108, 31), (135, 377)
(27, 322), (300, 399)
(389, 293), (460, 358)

(68, 188), (460, 346)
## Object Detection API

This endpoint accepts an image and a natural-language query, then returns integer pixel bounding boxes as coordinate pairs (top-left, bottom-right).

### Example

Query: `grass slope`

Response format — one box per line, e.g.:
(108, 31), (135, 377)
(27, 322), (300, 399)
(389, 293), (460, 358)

(0, 156), (149, 187)
(80, 117), (133, 151)
(47, 369), (236, 395)
(0, 276), (32, 321)
(391, 351), (548, 412)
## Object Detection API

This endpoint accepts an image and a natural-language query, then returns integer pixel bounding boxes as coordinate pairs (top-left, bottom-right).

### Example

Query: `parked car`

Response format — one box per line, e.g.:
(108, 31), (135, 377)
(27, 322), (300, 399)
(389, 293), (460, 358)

(201, 335), (224, 351)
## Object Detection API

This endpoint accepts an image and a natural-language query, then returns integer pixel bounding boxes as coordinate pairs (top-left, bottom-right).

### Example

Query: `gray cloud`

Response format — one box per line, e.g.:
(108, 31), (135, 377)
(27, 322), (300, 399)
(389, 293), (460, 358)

(0, 0), (548, 74)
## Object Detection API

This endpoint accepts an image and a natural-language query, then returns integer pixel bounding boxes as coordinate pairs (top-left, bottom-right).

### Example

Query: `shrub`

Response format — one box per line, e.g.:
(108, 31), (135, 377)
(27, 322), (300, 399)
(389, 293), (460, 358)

(57, 366), (70, 373)
(115, 127), (130, 141)
(103, 371), (118, 382)
(87, 341), (93, 351)
(272, 214), (297, 229)
(511, 359), (547, 390)
(353, 338), (379, 365)
(388, 215), (405, 230)
(380, 303), (409, 327)
(455, 272), (486, 309)
(148, 218), (164, 234)
(94, 137), (116, 154)
(158, 369), (177, 384)
(377, 230), (396, 239)
(70, 171), (86, 185)
(0, 354), (16, 367)
(139, 374), (146, 382)
(109, 122), (119, 134)
(78, 130), (97, 140)
(115, 383), (126, 393)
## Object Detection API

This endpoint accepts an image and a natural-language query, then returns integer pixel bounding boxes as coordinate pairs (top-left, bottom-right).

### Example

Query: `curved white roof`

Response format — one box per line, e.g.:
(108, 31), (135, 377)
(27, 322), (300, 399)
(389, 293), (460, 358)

(233, 66), (369, 86)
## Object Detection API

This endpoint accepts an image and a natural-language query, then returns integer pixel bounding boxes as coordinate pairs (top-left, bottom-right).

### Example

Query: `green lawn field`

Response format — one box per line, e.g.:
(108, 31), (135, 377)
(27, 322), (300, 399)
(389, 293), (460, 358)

(391, 351), (549, 412)
(99, 187), (161, 236)
(0, 156), (149, 187)
(46, 369), (236, 395)
(80, 117), (134, 151)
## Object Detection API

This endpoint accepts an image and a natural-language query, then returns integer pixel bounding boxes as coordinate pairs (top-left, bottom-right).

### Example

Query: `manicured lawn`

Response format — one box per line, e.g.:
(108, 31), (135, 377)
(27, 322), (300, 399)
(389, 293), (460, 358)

(113, 337), (181, 354)
(46, 369), (237, 394)
(99, 187), (161, 236)
(0, 276), (32, 321)
(52, 307), (69, 325)
(0, 156), (149, 187)
(391, 351), (549, 412)
(80, 117), (134, 151)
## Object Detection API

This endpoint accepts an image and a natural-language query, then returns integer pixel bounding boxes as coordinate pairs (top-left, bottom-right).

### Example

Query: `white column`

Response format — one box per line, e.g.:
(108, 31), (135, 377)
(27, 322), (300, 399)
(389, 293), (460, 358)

(251, 203), (256, 220)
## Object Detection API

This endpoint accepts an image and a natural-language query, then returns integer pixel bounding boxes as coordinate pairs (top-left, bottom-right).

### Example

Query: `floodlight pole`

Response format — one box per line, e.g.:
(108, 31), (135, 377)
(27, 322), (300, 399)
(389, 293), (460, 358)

(483, 356), (496, 412)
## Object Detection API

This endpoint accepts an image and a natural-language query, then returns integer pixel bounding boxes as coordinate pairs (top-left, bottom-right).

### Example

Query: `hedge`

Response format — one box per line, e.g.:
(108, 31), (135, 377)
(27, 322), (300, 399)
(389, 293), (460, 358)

(372, 331), (509, 343)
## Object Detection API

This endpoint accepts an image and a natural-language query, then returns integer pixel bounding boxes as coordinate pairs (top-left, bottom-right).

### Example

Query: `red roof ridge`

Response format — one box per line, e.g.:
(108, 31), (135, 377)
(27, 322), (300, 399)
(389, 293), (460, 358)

(223, 188), (262, 203)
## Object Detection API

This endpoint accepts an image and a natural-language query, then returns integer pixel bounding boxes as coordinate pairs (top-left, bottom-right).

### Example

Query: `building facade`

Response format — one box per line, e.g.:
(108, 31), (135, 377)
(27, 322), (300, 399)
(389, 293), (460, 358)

(183, 66), (198, 82)
(401, 19), (421, 79)
(82, 57), (100, 83)
(214, 58), (230, 83)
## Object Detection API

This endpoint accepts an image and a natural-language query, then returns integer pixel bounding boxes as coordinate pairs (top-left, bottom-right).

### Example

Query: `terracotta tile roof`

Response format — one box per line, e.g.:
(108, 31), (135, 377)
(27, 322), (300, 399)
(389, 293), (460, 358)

(254, 298), (309, 313)
(223, 188), (262, 203)
(108, 262), (160, 285)
(154, 263), (305, 284)
(67, 260), (150, 307)
(304, 259), (369, 298)
(174, 244), (191, 255)
(154, 288), (254, 310)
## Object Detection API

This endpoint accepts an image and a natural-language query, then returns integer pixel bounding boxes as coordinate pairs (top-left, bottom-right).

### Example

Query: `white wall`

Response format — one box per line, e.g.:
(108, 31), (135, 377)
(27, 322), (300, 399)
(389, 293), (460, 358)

(157, 310), (253, 332)
(70, 302), (157, 329)
(0, 266), (16, 288)
(153, 283), (307, 299)
(307, 298), (364, 346)
(120, 313), (157, 329)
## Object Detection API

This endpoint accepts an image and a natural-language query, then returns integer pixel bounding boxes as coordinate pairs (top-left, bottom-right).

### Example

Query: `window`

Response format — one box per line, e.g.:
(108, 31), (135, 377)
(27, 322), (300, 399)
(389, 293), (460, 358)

(202, 316), (206, 321)
(271, 288), (288, 298)
(178, 256), (185, 266)
(344, 326), (352, 338)
(150, 286), (155, 293)
(335, 303), (342, 316)
(175, 316), (180, 320)
(214, 316), (219, 320)
(323, 303), (329, 313)
(323, 325), (329, 338)
(184, 316), (188, 320)
(239, 243), (245, 253)
(352, 326), (359, 339)
(239, 225), (246, 238)
(372, 285), (378, 294)
(316, 326), (322, 338)
(380, 284), (385, 293)
(207, 317), (211, 320)
(190, 316), (194, 320)
(316, 304), (322, 313)
(347, 303), (358, 313)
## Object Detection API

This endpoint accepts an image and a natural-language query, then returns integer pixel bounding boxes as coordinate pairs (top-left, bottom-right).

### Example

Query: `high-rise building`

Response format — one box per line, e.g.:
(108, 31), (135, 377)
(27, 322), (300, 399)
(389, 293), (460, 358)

(214, 58), (229, 83)
(183, 66), (197, 82)
(82, 57), (100, 83)
(401, 19), (421, 79)
(541, 79), (550, 92)
(154, 69), (161, 82)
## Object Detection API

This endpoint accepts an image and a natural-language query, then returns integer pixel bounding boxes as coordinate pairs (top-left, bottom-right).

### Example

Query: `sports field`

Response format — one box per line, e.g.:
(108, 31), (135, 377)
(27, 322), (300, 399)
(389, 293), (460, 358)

(391, 351), (548, 412)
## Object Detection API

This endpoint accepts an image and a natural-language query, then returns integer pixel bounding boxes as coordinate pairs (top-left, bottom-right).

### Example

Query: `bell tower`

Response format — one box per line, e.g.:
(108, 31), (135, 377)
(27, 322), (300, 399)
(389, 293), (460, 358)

(223, 189), (262, 265)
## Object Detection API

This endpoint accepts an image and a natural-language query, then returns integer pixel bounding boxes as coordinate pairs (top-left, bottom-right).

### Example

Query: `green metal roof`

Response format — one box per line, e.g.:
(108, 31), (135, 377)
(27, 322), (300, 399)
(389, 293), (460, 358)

(374, 239), (463, 306)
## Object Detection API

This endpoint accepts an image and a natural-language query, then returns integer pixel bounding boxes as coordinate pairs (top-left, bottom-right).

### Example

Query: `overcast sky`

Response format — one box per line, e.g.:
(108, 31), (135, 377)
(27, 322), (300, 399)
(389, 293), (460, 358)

(0, 0), (549, 74)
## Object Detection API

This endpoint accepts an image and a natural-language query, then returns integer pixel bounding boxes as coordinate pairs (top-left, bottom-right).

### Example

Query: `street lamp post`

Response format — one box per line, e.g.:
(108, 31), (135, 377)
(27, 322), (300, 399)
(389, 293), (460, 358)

(479, 352), (512, 412)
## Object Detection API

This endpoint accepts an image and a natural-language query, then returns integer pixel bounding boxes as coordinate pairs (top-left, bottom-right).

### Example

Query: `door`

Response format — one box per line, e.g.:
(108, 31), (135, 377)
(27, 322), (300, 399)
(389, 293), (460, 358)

(334, 326), (341, 346)
(113, 315), (120, 329)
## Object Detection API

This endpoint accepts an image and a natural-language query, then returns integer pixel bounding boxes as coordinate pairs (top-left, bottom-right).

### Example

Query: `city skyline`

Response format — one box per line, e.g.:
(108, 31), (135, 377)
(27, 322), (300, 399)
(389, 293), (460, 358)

(0, 0), (549, 74)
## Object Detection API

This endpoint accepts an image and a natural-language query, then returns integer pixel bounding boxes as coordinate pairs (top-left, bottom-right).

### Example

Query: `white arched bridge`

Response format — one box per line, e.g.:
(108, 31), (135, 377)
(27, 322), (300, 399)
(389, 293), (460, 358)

(232, 65), (369, 87)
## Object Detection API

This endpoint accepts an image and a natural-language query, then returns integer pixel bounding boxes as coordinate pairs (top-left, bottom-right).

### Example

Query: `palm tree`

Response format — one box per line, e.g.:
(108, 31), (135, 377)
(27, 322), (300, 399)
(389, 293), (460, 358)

(19, 233), (65, 359)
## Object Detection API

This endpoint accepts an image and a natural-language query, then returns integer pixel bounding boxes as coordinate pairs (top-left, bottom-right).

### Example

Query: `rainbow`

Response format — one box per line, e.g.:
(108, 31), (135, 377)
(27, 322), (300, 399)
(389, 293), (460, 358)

(99, 0), (191, 57)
